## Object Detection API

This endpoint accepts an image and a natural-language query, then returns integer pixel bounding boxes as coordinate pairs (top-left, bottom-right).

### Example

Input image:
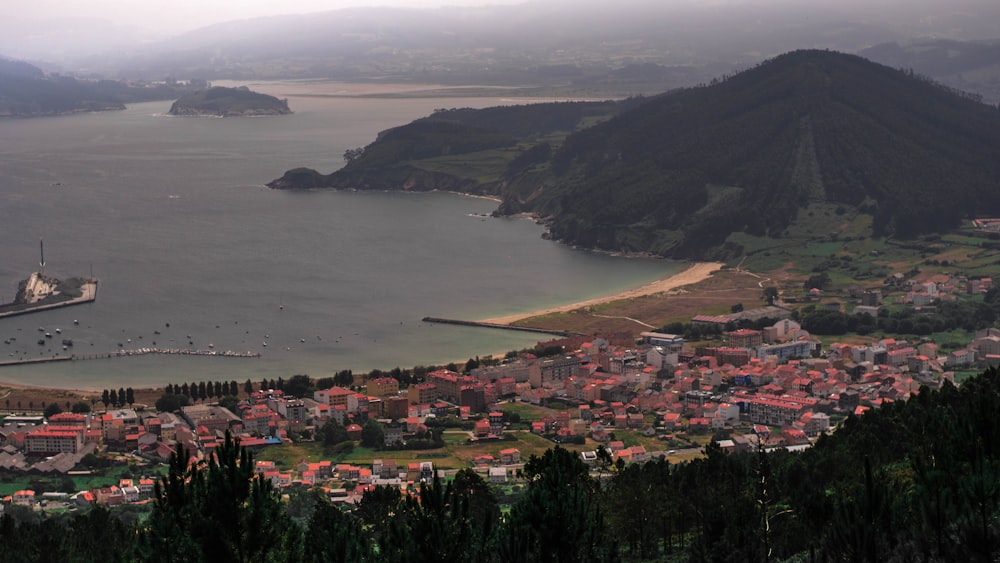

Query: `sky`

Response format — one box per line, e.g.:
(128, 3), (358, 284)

(8, 0), (528, 36)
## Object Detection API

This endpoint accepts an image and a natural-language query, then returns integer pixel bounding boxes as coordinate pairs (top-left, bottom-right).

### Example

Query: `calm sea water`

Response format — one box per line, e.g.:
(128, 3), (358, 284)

(0, 83), (681, 389)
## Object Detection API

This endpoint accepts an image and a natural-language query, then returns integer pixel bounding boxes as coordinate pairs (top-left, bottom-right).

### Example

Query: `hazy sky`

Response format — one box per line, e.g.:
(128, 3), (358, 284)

(10, 0), (527, 36)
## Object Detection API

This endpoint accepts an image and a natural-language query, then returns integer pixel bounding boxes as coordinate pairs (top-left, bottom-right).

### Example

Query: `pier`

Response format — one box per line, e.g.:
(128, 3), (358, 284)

(0, 347), (260, 368)
(421, 317), (584, 337)
(0, 356), (73, 368)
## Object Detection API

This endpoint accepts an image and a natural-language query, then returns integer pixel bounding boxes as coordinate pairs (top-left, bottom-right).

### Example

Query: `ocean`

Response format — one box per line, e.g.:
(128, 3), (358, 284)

(0, 82), (682, 389)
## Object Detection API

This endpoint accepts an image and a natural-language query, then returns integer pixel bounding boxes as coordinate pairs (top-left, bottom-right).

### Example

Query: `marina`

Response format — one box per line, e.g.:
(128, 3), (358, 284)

(0, 95), (678, 388)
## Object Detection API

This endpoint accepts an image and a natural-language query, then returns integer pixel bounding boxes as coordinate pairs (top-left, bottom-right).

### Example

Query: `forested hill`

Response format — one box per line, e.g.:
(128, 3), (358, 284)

(0, 57), (204, 118)
(507, 49), (1000, 258)
(168, 86), (292, 117)
(267, 100), (626, 194)
(269, 50), (1000, 260)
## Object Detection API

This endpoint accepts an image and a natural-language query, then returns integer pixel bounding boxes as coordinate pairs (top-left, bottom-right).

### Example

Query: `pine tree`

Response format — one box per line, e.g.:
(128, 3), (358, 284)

(142, 432), (303, 561)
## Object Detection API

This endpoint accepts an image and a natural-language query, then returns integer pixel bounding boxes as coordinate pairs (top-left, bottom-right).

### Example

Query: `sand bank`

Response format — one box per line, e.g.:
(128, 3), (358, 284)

(479, 262), (723, 325)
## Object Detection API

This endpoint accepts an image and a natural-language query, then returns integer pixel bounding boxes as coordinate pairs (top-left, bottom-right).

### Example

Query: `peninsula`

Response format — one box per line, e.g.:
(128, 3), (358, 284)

(268, 50), (1000, 261)
(168, 86), (292, 117)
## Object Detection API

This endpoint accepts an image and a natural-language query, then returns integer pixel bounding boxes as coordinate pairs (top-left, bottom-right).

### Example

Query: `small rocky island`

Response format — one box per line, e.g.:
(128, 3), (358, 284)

(168, 86), (291, 117)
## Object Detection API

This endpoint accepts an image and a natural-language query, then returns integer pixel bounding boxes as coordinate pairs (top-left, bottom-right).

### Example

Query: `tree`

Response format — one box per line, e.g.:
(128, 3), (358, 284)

(155, 392), (190, 413)
(197, 382), (207, 402)
(108, 390), (118, 408)
(763, 286), (779, 305)
(142, 432), (303, 562)
(218, 395), (239, 413)
(360, 420), (384, 449)
(285, 374), (313, 398)
(102, 389), (110, 408)
(117, 387), (126, 408)
(304, 500), (374, 562)
(343, 147), (364, 163)
(126, 387), (135, 407)
(244, 379), (253, 396)
(499, 446), (613, 562)
(43, 402), (63, 419)
(318, 418), (349, 447)
(333, 369), (353, 387)
(59, 476), (77, 494)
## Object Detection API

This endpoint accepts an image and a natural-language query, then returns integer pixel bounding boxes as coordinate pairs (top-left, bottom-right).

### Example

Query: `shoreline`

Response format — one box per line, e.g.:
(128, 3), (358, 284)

(478, 261), (724, 325)
(0, 263), (722, 396)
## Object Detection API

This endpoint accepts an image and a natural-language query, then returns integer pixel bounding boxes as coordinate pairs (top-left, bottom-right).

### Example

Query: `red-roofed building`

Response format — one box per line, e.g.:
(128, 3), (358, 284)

(25, 427), (84, 454)
(407, 383), (439, 405)
(500, 448), (520, 464)
(367, 377), (398, 398)
(47, 412), (88, 427)
(12, 490), (35, 506)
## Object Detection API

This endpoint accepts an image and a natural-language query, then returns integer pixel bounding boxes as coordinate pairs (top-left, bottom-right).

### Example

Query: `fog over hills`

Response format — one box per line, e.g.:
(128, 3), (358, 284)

(3, 0), (999, 99)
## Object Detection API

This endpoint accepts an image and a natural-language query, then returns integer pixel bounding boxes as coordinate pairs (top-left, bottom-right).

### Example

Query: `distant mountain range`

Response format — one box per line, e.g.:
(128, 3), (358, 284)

(861, 38), (1000, 105)
(270, 50), (1000, 260)
(3, 0), (995, 102)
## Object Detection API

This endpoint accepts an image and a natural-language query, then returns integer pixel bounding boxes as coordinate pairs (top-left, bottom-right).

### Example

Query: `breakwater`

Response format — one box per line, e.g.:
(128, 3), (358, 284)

(0, 356), (73, 368)
(111, 347), (260, 358)
(0, 279), (98, 319)
(0, 347), (259, 368)
(421, 317), (584, 337)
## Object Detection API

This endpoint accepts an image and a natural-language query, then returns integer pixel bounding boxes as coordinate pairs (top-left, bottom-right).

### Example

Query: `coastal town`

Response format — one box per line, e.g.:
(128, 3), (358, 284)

(2, 266), (997, 513)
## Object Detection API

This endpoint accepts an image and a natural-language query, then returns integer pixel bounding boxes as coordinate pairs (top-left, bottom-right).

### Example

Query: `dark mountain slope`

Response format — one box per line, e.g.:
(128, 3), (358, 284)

(270, 50), (1000, 260)
(505, 50), (1000, 257)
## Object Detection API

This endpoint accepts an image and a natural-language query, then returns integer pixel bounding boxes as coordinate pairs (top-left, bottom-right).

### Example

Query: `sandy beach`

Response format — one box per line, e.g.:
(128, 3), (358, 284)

(479, 261), (724, 325)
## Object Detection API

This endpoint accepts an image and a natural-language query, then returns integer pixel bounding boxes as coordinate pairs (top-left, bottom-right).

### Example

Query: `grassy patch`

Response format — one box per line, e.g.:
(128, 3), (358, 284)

(253, 441), (326, 468)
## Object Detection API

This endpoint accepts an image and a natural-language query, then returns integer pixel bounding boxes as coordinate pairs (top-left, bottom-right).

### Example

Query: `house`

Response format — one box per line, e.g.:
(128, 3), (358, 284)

(499, 448), (520, 464)
(474, 418), (492, 438)
(489, 466), (507, 484)
(12, 490), (35, 507)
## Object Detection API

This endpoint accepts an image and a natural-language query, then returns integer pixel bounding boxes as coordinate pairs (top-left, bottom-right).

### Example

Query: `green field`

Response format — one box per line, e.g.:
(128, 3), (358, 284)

(0, 464), (163, 498)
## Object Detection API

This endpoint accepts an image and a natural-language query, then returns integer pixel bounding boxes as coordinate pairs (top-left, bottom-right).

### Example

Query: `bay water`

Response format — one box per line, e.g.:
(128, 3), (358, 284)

(0, 83), (681, 389)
